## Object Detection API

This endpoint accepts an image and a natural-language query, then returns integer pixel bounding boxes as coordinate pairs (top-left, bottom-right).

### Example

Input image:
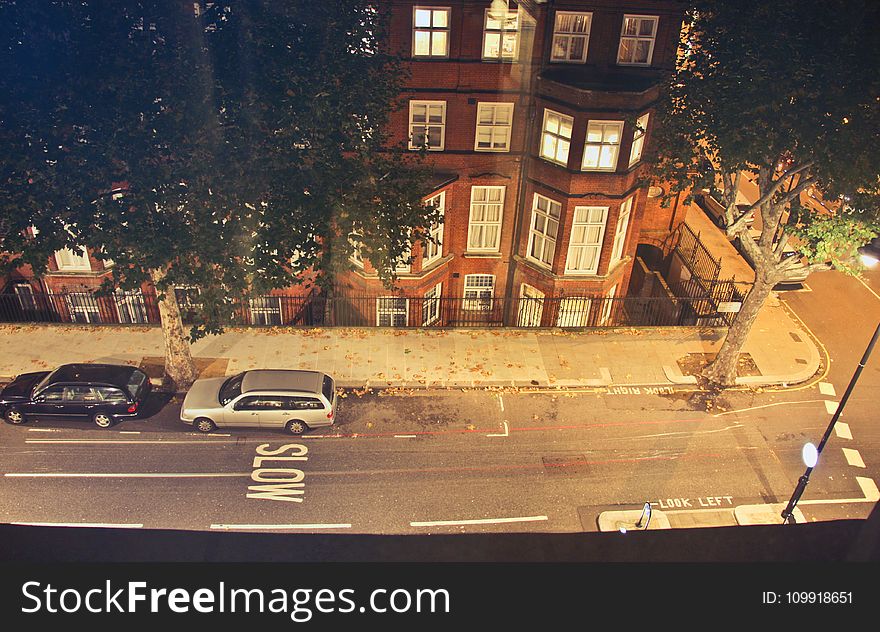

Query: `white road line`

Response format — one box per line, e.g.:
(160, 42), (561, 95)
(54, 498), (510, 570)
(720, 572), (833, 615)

(211, 524), (351, 531)
(487, 421), (509, 437)
(25, 439), (237, 445)
(818, 382), (836, 396)
(857, 477), (880, 501)
(835, 422), (853, 440)
(498, 394), (504, 412)
(411, 515), (548, 527)
(842, 448), (866, 468)
(12, 522), (143, 529)
(26, 429), (58, 433)
(5, 472), (249, 478)
(712, 400), (826, 417)
(855, 276), (880, 301)
(394, 435), (417, 439)
(119, 431), (141, 435)
(824, 400), (839, 415)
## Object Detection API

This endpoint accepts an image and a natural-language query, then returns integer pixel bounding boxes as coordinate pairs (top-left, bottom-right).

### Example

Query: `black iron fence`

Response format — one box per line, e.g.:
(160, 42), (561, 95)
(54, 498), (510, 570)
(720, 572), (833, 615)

(673, 222), (723, 285)
(0, 289), (740, 329)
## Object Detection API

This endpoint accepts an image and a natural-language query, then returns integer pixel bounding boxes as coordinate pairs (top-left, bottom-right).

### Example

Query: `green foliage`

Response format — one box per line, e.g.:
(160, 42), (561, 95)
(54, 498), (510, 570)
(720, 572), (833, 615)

(790, 212), (879, 276)
(0, 1), (436, 339)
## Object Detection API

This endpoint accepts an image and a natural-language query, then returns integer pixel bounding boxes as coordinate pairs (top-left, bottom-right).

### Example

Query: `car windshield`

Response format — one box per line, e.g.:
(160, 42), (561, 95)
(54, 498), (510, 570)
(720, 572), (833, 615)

(219, 372), (245, 405)
(126, 369), (147, 398)
(33, 367), (61, 395)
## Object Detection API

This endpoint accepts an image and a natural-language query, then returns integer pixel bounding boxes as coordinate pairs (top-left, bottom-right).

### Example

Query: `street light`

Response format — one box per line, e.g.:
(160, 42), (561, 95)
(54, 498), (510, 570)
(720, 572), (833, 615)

(781, 321), (880, 524)
(858, 236), (880, 267)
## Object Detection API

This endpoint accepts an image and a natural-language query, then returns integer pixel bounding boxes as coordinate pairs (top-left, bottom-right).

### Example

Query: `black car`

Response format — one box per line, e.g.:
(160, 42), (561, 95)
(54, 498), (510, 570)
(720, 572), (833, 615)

(0, 363), (152, 428)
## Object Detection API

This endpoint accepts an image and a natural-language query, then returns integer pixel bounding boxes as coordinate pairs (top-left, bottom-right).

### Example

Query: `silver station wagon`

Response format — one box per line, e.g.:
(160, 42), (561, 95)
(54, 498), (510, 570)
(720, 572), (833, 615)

(180, 370), (337, 434)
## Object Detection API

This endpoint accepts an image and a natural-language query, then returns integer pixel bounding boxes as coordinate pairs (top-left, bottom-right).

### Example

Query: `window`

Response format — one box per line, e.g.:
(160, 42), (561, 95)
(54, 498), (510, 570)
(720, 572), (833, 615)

(115, 290), (148, 324)
(423, 283), (442, 325)
(290, 397), (325, 411)
(462, 274), (495, 311)
(582, 121), (624, 171)
(423, 193), (445, 266)
(377, 297), (409, 327)
(413, 7), (450, 57)
(55, 247), (91, 271)
(249, 296), (282, 326)
(528, 194), (562, 268)
(40, 386), (65, 402)
(96, 386), (128, 403)
(482, 8), (519, 60)
(618, 15), (658, 66)
(349, 236), (365, 268)
(66, 293), (101, 323)
(409, 101), (446, 150)
(611, 196), (634, 264)
(565, 206), (608, 274)
(540, 109), (573, 166)
(600, 285), (618, 325)
(551, 11), (591, 63)
(467, 186), (505, 251)
(14, 283), (37, 312)
(556, 297), (592, 327)
(517, 284), (544, 327)
(475, 102), (514, 152)
(629, 113), (650, 167)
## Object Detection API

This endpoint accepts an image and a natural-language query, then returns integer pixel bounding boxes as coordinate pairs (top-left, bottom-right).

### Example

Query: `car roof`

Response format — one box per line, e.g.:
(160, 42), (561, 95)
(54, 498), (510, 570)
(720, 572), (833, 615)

(241, 370), (324, 395)
(44, 363), (141, 389)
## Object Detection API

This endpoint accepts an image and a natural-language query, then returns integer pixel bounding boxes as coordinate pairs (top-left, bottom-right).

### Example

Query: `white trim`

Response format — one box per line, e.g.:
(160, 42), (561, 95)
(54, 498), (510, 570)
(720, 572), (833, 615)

(629, 113), (650, 167)
(474, 102), (514, 152)
(376, 296), (409, 327)
(422, 192), (445, 266)
(482, 8), (519, 61)
(610, 196), (634, 264)
(540, 109), (573, 167)
(550, 11), (592, 63)
(527, 193), (561, 269)
(565, 206), (608, 275)
(408, 100), (446, 151)
(412, 6), (451, 58)
(462, 274), (495, 311)
(582, 120), (624, 172)
(54, 247), (91, 271)
(422, 282), (442, 325)
(617, 15), (658, 66)
(467, 185), (505, 252)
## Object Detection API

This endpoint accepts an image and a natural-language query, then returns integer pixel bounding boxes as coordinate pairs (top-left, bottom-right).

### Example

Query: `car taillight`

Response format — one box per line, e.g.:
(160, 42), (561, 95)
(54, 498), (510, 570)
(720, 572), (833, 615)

(128, 402), (138, 413)
(327, 409), (334, 419)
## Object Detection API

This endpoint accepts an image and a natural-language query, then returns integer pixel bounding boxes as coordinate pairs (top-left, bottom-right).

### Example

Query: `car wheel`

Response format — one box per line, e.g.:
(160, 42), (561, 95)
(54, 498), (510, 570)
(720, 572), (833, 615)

(4, 407), (27, 425)
(195, 418), (216, 434)
(93, 412), (114, 428)
(286, 419), (308, 435)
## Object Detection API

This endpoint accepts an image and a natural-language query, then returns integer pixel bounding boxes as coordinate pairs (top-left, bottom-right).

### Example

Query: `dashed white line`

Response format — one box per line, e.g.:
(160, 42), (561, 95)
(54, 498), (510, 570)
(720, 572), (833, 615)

(711, 400), (826, 417)
(835, 422), (853, 440)
(210, 524), (351, 531)
(818, 382), (836, 396)
(394, 435), (417, 439)
(824, 400), (839, 415)
(25, 439), (237, 445)
(4, 472), (249, 478)
(842, 448), (866, 468)
(857, 477), (880, 501)
(855, 276), (880, 301)
(498, 394), (505, 412)
(26, 428), (58, 433)
(411, 515), (548, 527)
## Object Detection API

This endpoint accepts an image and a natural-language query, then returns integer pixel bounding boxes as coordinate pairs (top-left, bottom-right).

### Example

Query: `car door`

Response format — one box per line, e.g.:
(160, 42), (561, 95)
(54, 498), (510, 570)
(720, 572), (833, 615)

(253, 396), (290, 429)
(224, 395), (262, 428)
(29, 385), (66, 419)
(62, 385), (99, 419)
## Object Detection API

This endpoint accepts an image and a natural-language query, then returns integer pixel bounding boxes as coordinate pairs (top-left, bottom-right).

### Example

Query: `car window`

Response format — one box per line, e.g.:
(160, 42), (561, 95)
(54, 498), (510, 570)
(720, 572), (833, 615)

(39, 386), (65, 401)
(63, 385), (100, 402)
(220, 373), (245, 405)
(234, 395), (287, 411)
(290, 397), (324, 410)
(126, 370), (148, 398)
(322, 375), (334, 402)
(97, 386), (128, 402)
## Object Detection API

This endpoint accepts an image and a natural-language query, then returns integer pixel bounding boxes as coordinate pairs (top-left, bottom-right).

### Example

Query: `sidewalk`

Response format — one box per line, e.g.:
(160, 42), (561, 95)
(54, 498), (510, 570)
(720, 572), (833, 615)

(0, 298), (820, 390)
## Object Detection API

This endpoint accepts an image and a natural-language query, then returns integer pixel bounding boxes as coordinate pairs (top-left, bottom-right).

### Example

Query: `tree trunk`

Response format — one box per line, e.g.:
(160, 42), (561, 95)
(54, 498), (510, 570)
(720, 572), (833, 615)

(702, 276), (774, 387)
(149, 268), (198, 391)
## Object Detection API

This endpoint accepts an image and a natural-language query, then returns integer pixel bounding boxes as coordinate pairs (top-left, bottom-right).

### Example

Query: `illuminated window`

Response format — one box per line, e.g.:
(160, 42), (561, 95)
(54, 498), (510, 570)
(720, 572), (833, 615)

(540, 109), (573, 167)
(629, 113), (650, 166)
(528, 194), (561, 268)
(610, 196), (634, 264)
(475, 102), (514, 152)
(467, 186), (505, 251)
(582, 121), (624, 171)
(482, 9), (519, 60)
(409, 101), (446, 150)
(413, 7), (450, 57)
(565, 207), (608, 274)
(551, 11), (591, 63)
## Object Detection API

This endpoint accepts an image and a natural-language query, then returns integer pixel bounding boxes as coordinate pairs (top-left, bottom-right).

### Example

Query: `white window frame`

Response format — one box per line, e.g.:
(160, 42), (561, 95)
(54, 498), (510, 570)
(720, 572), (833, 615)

(474, 102), (514, 152)
(349, 233), (365, 268)
(582, 120), (624, 172)
(482, 8), (519, 61)
(413, 7), (450, 58)
(66, 293), (101, 323)
(527, 194), (562, 269)
(422, 193), (445, 268)
(377, 296), (409, 327)
(540, 109), (573, 167)
(556, 297), (592, 327)
(250, 296), (282, 326)
(115, 289), (149, 324)
(565, 206), (608, 275)
(408, 101), (446, 151)
(54, 247), (91, 272)
(611, 196), (634, 264)
(517, 284), (545, 327)
(617, 15), (658, 66)
(14, 283), (37, 311)
(462, 274), (495, 311)
(422, 283), (442, 325)
(629, 113), (650, 167)
(551, 11), (592, 63)
(600, 285), (618, 326)
(467, 186), (505, 252)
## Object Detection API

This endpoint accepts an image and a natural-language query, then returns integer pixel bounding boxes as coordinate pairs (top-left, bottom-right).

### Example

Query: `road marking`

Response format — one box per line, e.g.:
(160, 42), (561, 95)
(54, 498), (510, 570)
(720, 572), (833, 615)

(855, 276), (880, 301)
(394, 435), (417, 439)
(487, 421), (509, 437)
(411, 515), (548, 527)
(26, 429), (58, 433)
(818, 382), (836, 396)
(842, 448), (866, 468)
(210, 523), (351, 531)
(12, 522), (143, 528)
(711, 400), (826, 418)
(777, 299), (832, 392)
(857, 477), (880, 501)
(824, 400), (839, 415)
(119, 431), (141, 435)
(5, 472), (250, 478)
(498, 394), (504, 412)
(835, 422), (852, 440)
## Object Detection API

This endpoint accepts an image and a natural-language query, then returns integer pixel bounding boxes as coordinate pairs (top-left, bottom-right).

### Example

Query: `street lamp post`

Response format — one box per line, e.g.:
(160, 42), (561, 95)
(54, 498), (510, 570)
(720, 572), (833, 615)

(781, 321), (880, 524)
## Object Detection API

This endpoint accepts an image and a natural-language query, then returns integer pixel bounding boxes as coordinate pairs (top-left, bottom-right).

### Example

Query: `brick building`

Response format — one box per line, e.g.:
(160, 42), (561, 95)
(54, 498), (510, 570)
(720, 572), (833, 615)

(337, 0), (690, 327)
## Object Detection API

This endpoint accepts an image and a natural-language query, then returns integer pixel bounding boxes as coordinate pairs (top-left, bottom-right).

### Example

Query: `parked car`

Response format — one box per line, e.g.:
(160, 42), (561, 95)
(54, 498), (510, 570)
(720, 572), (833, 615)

(774, 248), (810, 287)
(0, 363), (151, 428)
(696, 192), (755, 229)
(180, 369), (337, 435)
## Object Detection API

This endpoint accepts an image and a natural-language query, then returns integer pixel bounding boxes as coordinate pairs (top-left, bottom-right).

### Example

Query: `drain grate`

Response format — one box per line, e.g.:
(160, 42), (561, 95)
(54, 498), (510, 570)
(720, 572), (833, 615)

(542, 455), (589, 475)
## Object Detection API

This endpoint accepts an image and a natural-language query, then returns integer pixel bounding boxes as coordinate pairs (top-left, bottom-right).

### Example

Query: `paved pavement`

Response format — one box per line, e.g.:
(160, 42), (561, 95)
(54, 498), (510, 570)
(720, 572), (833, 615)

(0, 293), (819, 390)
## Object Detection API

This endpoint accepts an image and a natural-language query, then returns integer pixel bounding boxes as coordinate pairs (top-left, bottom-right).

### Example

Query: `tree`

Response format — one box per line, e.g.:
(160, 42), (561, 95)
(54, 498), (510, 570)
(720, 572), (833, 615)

(652, 0), (880, 387)
(0, 1), (436, 389)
